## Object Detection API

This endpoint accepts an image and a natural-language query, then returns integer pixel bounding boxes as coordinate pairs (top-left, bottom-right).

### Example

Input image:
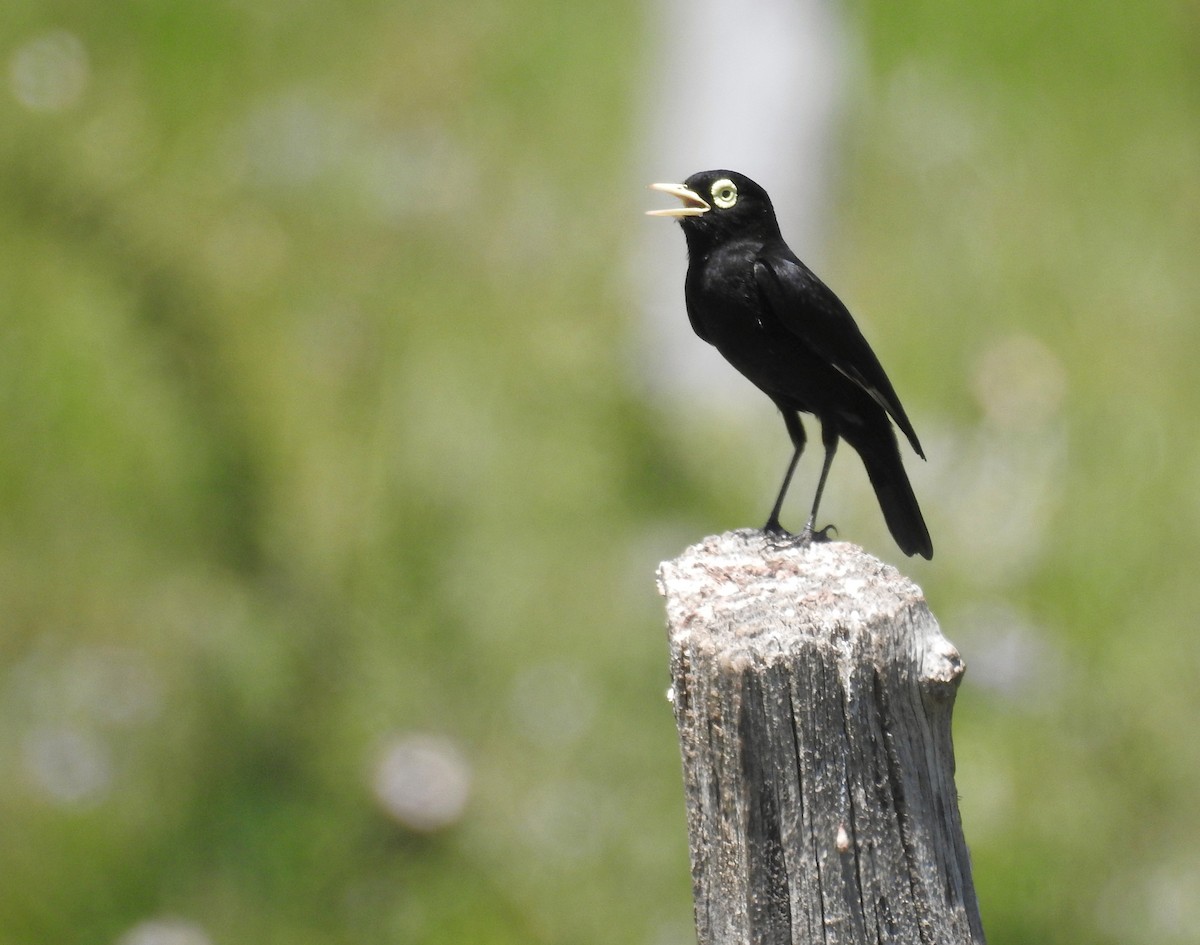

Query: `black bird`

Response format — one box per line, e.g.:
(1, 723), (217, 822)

(648, 170), (932, 559)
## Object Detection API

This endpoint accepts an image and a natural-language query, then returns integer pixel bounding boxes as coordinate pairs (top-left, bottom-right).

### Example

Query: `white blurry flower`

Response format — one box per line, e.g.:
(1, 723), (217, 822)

(116, 918), (212, 945)
(9, 31), (89, 112)
(371, 733), (471, 832)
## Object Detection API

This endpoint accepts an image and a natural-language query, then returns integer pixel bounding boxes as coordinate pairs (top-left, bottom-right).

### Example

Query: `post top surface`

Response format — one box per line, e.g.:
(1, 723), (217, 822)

(657, 530), (930, 656)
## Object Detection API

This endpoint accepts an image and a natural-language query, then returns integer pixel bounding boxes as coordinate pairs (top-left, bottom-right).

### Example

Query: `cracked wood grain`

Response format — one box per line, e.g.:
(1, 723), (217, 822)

(658, 530), (985, 945)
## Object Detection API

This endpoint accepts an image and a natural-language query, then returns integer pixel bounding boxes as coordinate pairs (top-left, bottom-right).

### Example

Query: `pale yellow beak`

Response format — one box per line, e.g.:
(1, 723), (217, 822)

(646, 182), (710, 217)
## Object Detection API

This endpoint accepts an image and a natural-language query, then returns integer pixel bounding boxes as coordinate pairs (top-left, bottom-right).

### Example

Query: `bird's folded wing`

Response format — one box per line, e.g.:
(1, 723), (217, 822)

(753, 252), (924, 458)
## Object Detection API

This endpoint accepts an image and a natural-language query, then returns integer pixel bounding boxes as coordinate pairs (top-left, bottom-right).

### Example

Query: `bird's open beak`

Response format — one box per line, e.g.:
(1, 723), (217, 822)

(646, 182), (710, 218)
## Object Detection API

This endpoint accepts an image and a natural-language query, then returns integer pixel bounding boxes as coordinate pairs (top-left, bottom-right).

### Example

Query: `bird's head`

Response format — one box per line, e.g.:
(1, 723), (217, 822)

(646, 170), (780, 248)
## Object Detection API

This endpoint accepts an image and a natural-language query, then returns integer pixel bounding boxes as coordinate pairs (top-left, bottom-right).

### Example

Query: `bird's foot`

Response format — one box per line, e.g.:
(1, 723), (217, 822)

(804, 523), (838, 543)
(761, 518), (798, 545)
(762, 521), (837, 548)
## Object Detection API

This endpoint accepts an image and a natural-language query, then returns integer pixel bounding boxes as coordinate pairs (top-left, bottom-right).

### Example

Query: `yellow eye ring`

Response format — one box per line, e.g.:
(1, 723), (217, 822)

(711, 178), (738, 209)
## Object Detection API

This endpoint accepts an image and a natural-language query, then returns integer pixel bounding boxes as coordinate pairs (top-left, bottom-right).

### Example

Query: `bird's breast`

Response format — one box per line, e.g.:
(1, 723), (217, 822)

(687, 262), (773, 349)
(684, 250), (824, 399)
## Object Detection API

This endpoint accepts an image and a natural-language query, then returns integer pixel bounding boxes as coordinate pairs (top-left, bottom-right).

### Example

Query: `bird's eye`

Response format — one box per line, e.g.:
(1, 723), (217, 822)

(710, 179), (738, 209)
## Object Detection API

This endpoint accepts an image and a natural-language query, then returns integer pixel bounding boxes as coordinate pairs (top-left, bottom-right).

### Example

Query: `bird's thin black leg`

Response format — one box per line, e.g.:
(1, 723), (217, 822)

(764, 409), (805, 535)
(801, 423), (840, 542)
(764, 445), (802, 536)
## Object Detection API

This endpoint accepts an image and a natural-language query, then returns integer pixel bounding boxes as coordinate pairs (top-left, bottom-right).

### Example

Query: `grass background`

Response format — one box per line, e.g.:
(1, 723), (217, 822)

(2, 0), (1198, 942)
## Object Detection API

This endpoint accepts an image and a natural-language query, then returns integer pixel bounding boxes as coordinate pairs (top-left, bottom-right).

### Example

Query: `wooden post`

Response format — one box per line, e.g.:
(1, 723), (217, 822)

(657, 530), (985, 945)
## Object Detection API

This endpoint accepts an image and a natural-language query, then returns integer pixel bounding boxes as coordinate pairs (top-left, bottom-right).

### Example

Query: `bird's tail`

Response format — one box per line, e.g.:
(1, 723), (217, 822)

(849, 426), (933, 560)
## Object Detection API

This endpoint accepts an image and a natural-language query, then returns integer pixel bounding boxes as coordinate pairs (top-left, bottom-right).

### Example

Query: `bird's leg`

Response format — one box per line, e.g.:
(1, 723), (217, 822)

(763, 409), (805, 536)
(764, 445), (802, 537)
(800, 423), (839, 542)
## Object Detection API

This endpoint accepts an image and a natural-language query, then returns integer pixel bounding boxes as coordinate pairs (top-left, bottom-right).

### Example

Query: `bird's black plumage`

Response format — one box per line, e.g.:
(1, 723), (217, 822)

(648, 170), (933, 559)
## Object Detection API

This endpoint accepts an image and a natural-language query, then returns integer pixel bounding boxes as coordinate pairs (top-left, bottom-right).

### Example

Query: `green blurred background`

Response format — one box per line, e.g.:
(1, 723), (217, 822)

(2, 0), (1198, 942)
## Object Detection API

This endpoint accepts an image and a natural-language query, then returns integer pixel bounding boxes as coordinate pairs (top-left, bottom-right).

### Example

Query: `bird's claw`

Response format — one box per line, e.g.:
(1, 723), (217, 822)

(763, 528), (798, 547)
(762, 522), (837, 547)
(808, 523), (838, 542)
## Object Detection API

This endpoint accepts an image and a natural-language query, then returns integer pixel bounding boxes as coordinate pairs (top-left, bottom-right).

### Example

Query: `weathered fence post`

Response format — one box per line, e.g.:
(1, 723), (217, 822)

(657, 529), (985, 945)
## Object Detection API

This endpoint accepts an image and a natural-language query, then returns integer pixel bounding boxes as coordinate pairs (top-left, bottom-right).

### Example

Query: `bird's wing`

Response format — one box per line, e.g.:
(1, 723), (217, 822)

(753, 249), (924, 458)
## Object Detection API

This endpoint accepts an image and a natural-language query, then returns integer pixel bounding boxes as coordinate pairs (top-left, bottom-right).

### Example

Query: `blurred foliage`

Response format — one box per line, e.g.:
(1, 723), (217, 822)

(1, 0), (1198, 943)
